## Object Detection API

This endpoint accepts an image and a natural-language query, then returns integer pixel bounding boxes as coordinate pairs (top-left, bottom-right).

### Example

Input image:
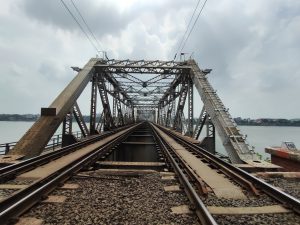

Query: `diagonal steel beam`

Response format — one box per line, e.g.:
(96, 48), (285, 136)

(73, 102), (89, 137)
(173, 80), (189, 132)
(97, 74), (115, 130)
(10, 58), (98, 158)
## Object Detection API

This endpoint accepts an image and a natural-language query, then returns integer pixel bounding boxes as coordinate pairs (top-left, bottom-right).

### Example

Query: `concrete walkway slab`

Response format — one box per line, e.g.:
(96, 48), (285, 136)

(17, 128), (132, 180)
(15, 217), (43, 225)
(171, 205), (192, 214)
(164, 185), (181, 192)
(208, 205), (290, 215)
(42, 195), (66, 203)
(0, 184), (28, 189)
(154, 127), (246, 199)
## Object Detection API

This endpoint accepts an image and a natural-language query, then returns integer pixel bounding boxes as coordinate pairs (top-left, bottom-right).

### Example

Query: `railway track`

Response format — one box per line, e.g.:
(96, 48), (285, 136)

(151, 123), (300, 225)
(0, 123), (141, 224)
(0, 121), (299, 225)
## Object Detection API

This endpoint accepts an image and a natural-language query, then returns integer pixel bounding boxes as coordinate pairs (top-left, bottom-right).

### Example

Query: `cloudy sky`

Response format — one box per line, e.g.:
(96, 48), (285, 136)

(0, 0), (299, 119)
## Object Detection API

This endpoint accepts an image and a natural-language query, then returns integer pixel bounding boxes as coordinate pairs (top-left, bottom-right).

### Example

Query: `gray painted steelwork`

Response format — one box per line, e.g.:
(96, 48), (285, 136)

(9, 58), (258, 164)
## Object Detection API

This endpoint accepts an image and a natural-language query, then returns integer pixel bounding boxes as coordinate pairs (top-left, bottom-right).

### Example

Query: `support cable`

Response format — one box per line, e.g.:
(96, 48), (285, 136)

(179, 0), (208, 54)
(174, 0), (208, 60)
(60, 0), (100, 53)
(174, 0), (201, 60)
(70, 0), (105, 52)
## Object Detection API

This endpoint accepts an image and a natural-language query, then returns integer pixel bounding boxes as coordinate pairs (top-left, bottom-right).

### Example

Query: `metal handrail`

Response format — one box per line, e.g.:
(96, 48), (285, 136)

(0, 123), (141, 223)
(0, 131), (83, 155)
(156, 123), (300, 214)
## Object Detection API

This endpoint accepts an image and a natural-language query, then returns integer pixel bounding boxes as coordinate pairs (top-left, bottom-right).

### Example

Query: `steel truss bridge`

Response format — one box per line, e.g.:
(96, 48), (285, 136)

(2, 58), (300, 225)
(10, 58), (261, 164)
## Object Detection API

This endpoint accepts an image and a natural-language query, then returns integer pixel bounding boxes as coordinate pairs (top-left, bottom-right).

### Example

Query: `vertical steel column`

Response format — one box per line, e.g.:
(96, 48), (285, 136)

(157, 105), (161, 124)
(187, 78), (193, 137)
(62, 110), (73, 136)
(162, 101), (167, 125)
(132, 106), (135, 123)
(96, 112), (104, 132)
(62, 109), (77, 147)
(116, 92), (125, 126)
(165, 92), (174, 127)
(173, 78), (188, 132)
(201, 119), (216, 154)
(73, 102), (89, 137)
(90, 74), (98, 135)
(113, 96), (116, 119)
(97, 74), (114, 131)
(171, 93), (176, 125)
(207, 120), (215, 138)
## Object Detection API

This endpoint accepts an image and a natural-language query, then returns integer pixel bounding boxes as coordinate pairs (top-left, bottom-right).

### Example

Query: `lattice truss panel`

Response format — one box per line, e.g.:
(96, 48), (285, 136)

(10, 58), (257, 164)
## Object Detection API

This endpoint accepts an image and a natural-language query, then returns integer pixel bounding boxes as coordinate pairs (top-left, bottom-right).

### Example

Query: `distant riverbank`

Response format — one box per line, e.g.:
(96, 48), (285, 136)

(0, 121), (299, 159)
(0, 114), (94, 123)
(1, 114), (300, 127)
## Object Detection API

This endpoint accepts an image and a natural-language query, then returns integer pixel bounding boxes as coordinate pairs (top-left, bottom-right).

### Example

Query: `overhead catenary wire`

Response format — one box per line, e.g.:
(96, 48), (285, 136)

(174, 0), (201, 60)
(70, 0), (105, 52)
(60, 0), (100, 54)
(174, 0), (208, 61)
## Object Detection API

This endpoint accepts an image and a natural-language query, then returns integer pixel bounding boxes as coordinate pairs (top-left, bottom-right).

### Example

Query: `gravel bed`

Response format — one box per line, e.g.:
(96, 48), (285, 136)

(3, 179), (35, 185)
(214, 213), (300, 225)
(202, 193), (278, 207)
(160, 178), (179, 186)
(23, 172), (198, 225)
(265, 178), (300, 199)
(0, 189), (16, 199)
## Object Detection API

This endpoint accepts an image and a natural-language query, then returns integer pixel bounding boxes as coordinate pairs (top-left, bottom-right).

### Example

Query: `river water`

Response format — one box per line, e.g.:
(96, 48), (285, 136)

(0, 121), (299, 159)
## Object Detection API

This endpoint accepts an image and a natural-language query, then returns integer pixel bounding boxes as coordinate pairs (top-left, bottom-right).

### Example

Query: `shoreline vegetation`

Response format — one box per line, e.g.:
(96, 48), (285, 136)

(0, 114), (300, 127)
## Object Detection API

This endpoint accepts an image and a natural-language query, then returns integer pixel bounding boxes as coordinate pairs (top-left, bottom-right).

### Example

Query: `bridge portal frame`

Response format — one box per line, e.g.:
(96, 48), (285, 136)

(10, 58), (258, 164)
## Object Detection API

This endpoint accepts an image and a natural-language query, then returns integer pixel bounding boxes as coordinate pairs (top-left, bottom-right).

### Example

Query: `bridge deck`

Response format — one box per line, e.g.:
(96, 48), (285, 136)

(153, 126), (246, 199)
(17, 127), (133, 180)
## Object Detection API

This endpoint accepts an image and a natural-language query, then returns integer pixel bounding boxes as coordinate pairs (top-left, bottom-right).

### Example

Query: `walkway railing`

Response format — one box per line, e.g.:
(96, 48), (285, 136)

(0, 131), (83, 155)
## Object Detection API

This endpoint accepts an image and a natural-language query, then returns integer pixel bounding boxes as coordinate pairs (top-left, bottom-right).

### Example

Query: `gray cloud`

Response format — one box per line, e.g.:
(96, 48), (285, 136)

(17, 0), (134, 37)
(0, 0), (299, 119)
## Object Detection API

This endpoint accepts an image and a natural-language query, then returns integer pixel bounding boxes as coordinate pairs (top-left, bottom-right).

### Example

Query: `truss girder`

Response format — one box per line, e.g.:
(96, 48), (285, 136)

(73, 102), (89, 137)
(159, 73), (188, 107)
(193, 107), (207, 140)
(188, 59), (257, 163)
(90, 74), (98, 135)
(101, 71), (132, 104)
(187, 79), (193, 137)
(96, 112), (104, 132)
(97, 74), (115, 130)
(62, 110), (73, 135)
(10, 57), (258, 164)
(96, 59), (190, 74)
(173, 80), (189, 132)
(115, 92), (125, 126)
(9, 58), (98, 158)
(165, 92), (174, 127)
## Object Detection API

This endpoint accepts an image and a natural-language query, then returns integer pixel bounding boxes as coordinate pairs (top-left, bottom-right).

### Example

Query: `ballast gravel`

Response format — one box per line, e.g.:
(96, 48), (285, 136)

(214, 213), (300, 225)
(265, 178), (300, 199)
(23, 172), (198, 225)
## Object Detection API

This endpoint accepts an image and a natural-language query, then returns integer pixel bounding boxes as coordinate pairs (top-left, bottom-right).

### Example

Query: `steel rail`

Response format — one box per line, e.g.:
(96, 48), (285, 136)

(0, 123), (141, 224)
(0, 125), (133, 182)
(150, 124), (217, 225)
(155, 124), (300, 214)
